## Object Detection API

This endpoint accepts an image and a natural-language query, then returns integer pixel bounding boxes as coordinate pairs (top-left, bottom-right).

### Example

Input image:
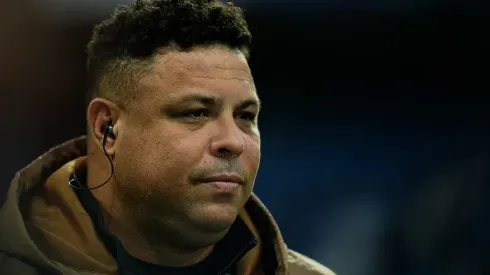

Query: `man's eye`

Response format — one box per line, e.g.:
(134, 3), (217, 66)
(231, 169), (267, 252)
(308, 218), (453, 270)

(236, 112), (257, 122)
(182, 109), (210, 119)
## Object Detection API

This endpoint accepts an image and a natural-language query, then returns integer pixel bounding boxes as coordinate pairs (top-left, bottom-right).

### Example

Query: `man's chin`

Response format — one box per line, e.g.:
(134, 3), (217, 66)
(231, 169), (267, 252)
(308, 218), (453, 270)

(189, 203), (240, 233)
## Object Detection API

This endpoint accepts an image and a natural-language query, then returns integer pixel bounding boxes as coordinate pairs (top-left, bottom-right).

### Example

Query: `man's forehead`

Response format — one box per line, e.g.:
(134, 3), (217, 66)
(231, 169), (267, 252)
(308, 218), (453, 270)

(153, 45), (253, 80)
(136, 45), (256, 106)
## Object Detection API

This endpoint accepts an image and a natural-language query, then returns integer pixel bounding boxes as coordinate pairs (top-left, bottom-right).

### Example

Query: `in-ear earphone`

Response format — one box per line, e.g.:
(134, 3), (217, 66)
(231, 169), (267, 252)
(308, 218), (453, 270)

(69, 121), (115, 191)
(105, 122), (114, 137)
(102, 122), (114, 147)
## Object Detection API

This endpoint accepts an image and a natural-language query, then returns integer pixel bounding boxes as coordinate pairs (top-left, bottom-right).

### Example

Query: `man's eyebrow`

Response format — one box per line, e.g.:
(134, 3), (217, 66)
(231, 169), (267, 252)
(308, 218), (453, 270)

(172, 94), (222, 106)
(167, 93), (260, 111)
(236, 98), (261, 111)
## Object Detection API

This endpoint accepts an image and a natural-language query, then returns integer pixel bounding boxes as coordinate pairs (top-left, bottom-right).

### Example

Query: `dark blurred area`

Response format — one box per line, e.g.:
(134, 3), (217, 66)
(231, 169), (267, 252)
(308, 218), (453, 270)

(1, 1), (488, 275)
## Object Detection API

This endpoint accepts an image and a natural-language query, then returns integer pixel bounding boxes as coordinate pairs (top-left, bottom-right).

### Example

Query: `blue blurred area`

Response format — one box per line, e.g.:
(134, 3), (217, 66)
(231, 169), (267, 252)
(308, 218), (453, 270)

(255, 120), (489, 274)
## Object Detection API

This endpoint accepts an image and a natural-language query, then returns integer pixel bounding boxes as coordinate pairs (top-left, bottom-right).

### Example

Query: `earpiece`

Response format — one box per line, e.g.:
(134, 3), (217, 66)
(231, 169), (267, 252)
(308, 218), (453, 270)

(102, 121), (114, 147)
(105, 122), (114, 135)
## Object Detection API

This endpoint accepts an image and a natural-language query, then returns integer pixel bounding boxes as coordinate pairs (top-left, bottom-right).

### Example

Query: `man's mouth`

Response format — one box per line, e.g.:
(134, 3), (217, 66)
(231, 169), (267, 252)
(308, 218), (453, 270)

(198, 173), (244, 193)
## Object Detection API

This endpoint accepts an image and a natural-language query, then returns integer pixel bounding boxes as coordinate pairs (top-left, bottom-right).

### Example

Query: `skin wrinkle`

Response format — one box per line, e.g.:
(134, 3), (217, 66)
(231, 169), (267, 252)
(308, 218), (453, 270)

(182, 75), (252, 81)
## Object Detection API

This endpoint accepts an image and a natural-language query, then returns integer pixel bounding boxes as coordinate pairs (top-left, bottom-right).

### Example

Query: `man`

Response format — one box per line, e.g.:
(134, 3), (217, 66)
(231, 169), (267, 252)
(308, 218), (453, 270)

(0, 0), (335, 274)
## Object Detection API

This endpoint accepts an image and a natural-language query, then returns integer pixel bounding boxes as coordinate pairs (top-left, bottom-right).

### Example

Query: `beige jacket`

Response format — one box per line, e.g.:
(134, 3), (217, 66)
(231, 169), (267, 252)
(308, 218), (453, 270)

(0, 137), (335, 275)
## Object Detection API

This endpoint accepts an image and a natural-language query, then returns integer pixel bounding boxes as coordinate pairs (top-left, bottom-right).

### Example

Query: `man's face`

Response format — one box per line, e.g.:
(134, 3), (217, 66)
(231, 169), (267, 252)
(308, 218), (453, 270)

(112, 45), (260, 243)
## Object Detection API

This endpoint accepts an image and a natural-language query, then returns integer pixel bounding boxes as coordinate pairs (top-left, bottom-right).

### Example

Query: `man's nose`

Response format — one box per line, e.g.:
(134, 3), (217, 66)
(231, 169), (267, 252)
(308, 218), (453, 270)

(209, 118), (245, 159)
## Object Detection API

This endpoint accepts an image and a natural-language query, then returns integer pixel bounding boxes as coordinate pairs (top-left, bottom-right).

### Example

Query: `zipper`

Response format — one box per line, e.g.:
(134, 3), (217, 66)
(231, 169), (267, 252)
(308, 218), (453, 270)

(217, 238), (258, 275)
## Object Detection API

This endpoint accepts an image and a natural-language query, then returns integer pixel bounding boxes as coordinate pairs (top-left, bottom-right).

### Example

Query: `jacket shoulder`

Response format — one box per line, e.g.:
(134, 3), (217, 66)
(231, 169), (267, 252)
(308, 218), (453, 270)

(287, 249), (336, 275)
(0, 252), (41, 275)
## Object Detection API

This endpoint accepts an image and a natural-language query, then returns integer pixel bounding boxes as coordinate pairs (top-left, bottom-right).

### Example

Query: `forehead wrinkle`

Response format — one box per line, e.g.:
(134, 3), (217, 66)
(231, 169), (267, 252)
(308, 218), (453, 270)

(180, 67), (254, 84)
(172, 60), (251, 77)
(155, 46), (250, 72)
(150, 59), (253, 86)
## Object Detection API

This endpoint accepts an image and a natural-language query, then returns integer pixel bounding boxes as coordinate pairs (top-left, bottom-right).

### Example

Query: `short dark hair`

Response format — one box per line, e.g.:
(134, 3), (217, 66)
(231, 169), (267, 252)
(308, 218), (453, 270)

(86, 0), (252, 106)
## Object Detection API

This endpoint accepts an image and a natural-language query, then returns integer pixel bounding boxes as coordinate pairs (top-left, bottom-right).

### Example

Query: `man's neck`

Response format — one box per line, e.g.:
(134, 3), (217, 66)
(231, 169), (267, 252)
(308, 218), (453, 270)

(116, 231), (215, 267)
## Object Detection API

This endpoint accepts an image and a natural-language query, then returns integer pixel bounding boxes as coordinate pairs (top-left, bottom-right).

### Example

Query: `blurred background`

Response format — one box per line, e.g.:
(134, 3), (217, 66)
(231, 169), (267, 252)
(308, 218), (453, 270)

(0, 0), (488, 274)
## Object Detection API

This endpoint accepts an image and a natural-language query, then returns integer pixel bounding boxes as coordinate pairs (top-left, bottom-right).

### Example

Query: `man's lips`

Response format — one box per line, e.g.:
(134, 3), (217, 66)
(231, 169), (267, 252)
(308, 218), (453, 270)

(198, 173), (245, 185)
(198, 173), (244, 193)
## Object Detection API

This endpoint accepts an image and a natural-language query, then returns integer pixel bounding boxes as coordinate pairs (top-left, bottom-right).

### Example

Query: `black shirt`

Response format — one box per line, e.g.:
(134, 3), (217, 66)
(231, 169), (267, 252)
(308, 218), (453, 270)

(70, 170), (257, 275)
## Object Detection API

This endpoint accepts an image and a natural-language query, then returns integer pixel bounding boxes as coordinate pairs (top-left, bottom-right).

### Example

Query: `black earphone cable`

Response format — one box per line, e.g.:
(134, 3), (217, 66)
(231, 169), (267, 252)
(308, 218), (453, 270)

(69, 124), (114, 191)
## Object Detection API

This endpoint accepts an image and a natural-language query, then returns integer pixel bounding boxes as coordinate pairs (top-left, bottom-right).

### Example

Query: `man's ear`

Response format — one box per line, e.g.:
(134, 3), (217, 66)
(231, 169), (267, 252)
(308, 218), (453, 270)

(87, 98), (120, 155)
